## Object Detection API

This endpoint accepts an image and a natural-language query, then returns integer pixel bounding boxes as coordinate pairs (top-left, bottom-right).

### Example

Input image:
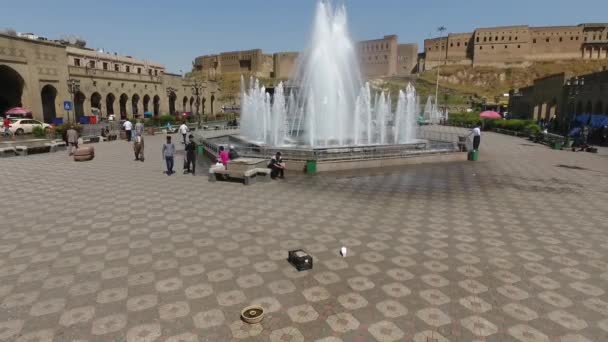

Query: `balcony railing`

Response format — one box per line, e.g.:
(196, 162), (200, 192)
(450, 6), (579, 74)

(68, 66), (163, 83)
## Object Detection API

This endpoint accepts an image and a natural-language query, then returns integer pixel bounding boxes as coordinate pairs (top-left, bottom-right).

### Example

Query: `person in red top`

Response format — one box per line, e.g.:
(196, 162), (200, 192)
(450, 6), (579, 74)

(218, 146), (230, 169)
(3, 116), (13, 140)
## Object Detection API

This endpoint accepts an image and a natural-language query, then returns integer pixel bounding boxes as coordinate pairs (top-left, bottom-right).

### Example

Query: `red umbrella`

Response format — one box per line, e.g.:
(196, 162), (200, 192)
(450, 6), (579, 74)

(4, 107), (31, 115)
(480, 111), (501, 119)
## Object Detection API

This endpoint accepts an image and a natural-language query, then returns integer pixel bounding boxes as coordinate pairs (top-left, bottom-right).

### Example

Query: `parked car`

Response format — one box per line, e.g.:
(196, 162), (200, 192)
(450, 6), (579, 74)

(1, 118), (51, 135)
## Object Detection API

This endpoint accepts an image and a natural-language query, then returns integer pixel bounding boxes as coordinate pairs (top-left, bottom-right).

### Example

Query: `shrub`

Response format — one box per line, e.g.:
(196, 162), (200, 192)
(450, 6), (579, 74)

(53, 123), (83, 140)
(32, 126), (46, 138)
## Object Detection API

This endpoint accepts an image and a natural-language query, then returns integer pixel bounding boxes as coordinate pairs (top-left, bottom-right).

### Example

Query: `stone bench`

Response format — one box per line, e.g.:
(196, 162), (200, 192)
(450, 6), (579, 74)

(209, 166), (271, 185)
(15, 146), (27, 156)
(0, 147), (15, 157)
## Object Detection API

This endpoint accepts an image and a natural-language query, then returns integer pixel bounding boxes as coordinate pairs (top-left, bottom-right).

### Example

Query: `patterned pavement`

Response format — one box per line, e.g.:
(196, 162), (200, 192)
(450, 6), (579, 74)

(0, 129), (607, 341)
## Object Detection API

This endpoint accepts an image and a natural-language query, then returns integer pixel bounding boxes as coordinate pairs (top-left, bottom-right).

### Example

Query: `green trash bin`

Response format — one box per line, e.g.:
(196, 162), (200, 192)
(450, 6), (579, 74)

(552, 142), (562, 150)
(467, 150), (479, 161)
(306, 160), (317, 174)
(197, 145), (204, 155)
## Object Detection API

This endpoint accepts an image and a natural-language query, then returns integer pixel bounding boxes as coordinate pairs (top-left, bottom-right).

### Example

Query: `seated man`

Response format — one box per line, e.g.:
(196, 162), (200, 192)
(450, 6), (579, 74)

(268, 151), (285, 179)
(228, 145), (240, 160)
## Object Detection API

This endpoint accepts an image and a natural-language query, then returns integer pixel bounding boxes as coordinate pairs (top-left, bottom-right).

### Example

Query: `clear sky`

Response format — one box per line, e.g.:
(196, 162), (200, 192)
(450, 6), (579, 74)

(2, 0), (607, 73)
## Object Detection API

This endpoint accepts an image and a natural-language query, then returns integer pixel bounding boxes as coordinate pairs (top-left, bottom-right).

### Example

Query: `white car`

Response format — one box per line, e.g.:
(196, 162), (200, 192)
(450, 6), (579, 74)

(1, 118), (51, 135)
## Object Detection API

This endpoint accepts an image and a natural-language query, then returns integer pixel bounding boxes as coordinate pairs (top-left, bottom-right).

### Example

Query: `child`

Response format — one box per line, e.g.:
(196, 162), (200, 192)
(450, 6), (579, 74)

(162, 135), (175, 175)
(219, 146), (229, 169)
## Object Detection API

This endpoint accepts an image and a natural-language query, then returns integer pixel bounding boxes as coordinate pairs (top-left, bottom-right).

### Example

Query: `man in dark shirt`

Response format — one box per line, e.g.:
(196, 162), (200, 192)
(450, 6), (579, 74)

(268, 151), (285, 179)
(184, 134), (196, 175)
(228, 145), (239, 160)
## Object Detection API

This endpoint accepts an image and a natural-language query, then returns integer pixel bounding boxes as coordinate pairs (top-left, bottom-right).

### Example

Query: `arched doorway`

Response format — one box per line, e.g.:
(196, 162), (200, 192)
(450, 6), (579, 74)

(189, 96), (194, 113)
(106, 93), (115, 116)
(202, 97), (206, 115)
(40, 85), (57, 123)
(143, 95), (150, 113)
(576, 101), (583, 115)
(132, 94), (140, 117)
(182, 96), (188, 112)
(0, 65), (25, 115)
(119, 93), (128, 119)
(548, 98), (557, 120)
(74, 91), (86, 120)
(210, 94), (215, 116)
(153, 95), (160, 116)
(595, 101), (603, 114)
(91, 92), (102, 116)
(169, 92), (177, 115)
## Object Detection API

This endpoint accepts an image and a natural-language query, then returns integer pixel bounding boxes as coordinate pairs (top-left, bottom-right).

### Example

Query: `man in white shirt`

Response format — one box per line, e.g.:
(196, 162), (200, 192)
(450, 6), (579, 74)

(123, 119), (133, 142)
(468, 121), (482, 151)
(179, 123), (188, 144)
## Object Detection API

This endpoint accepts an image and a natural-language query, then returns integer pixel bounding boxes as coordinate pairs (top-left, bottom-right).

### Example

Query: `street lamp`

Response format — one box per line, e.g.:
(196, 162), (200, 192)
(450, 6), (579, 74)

(67, 79), (80, 123)
(191, 80), (205, 128)
(435, 26), (447, 122)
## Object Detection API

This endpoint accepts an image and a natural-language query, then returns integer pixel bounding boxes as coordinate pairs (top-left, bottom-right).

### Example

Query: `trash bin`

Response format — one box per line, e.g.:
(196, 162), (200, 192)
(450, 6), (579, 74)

(552, 142), (562, 150)
(306, 160), (317, 174)
(197, 145), (204, 155)
(467, 150), (479, 161)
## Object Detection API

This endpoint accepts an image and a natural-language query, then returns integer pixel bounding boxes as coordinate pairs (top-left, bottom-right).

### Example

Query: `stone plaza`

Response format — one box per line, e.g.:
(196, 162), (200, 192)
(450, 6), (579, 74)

(0, 129), (607, 341)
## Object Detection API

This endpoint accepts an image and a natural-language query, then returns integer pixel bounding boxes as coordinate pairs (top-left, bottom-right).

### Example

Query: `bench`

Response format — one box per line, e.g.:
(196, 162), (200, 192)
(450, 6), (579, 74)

(208, 164), (271, 185)
(15, 146), (27, 156)
(0, 147), (15, 157)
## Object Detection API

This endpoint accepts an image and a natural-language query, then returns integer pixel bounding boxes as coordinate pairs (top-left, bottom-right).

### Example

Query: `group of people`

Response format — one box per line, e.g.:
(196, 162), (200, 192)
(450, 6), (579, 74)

(161, 134), (196, 175)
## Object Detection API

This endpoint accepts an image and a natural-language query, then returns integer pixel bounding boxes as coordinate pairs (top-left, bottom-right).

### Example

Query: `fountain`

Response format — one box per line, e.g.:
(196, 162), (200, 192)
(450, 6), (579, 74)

(240, 2), (418, 147)
(202, 1), (463, 172)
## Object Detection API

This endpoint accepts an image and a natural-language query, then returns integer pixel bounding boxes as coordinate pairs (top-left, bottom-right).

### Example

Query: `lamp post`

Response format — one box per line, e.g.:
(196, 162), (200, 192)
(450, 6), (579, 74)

(565, 76), (584, 135)
(191, 80), (205, 128)
(435, 26), (447, 122)
(67, 79), (80, 123)
(165, 87), (176, 115)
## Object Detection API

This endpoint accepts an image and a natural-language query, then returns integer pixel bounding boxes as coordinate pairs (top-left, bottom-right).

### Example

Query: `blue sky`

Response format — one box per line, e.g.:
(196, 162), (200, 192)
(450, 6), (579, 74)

(2, 0), (607, 73)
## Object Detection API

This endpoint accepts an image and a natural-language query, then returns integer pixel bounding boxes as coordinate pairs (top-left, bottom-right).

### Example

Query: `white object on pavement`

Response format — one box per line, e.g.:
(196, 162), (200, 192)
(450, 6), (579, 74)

(340, 247), (347, 257)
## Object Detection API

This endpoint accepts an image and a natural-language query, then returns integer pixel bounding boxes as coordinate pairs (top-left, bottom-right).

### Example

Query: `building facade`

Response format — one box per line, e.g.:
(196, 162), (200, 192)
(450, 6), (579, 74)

(356, 35), (418, 77)
(273, 52), (299, 79)
(193, 49), (273, 79)
(0, 32), (220, 122)
(423, 23), (608, 70)
(508, 69), (608, 128)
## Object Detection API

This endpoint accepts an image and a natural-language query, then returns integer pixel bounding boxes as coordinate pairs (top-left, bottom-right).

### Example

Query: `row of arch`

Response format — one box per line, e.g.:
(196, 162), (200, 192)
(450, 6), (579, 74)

(533, 98), (607, 121)
(1, 64), (216, 123)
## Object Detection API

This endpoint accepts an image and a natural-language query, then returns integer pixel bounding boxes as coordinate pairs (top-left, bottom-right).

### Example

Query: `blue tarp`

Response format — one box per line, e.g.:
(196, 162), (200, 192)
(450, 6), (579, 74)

(573, 114), (608, 129)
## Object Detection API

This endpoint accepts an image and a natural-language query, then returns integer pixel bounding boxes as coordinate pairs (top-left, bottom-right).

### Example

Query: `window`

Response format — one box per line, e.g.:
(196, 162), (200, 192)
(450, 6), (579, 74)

(501, 36), (504, 41)
(103, 62), (108, 70)
(515, 36), (518, 41)
(465, 42), (468, 46)
(518, 45), (521, 48)
(148, 69), (152, 75)
(546, 38), (550, 43)
(489, 37), (492, 42)
(89, 61), (95, 68)
(450, 43), (453, 47)
(492, 45), (495, 49)
(505, 45), (508, 49)
(480, 46), (483, 50)
(126, 66), (130, 73)
(509, 37), (512, 41)
(457, 42), (460, 47)
(495, 36), (498, 41)
(114, 64), (120, 72)
(570, 36), (574, 41)
(476, 37), (480, 42)
(533, 39), (537, 44)
(484, 37), (487, 42)
(74, 58), (81, 66)
(559, 37), (563, 42)
(137, 67), (141, 74)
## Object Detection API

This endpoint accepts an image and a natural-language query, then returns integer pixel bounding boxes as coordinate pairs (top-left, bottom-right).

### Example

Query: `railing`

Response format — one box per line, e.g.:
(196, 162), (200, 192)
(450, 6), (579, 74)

(198, 127), (466, 162)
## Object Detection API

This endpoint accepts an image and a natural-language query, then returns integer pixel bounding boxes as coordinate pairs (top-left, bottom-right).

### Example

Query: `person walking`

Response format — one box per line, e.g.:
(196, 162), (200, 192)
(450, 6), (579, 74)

(184, 134), (196, 175)
(134, 119), (145, 137)
(66, 125), (79, 156)
(123, 119), (133, 142)
(162, 135), (176, 175)
(468, 122), (482, 151)
(133, 132), (144, 161)
(179, 122), (188, 145)
(2, 116), (13, 140)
